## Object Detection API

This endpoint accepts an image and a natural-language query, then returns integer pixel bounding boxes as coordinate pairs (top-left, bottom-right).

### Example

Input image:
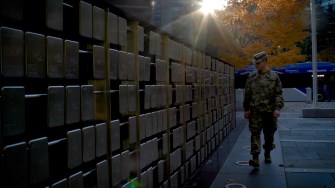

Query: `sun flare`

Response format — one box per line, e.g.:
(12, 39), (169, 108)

(199, 0), (227, 14)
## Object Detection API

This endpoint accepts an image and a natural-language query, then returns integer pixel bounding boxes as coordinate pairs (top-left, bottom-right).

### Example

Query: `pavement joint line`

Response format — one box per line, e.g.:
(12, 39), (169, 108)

(285, 168), (335, 173)
(280, 139), (335, 143)
(279, 128), (335, 131)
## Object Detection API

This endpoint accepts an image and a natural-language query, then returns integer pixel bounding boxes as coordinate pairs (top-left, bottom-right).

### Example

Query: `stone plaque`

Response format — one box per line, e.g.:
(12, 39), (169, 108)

(95, 122), (107, 157)
(64, 40), (79, 79)
(3, 142), (28, 187)
(47, 86), (65, 127)
(67, 129), (82, 169)
(108, 12), (118, 44)
(121, 150), (130, 180)
(139, 114), (146, 140)
(118, 51), (128, 80)
(29, 137), (49, 184)
(93, 6), (105, 41)
(112, 154), (121, 186)
(82, 125), (95, 162)
(128, 85), (136, 113)
(109, 120), (120, 152)
(0, 27), (24, 77)
(118, 17), (127, 47)
(93, 45), (105, 79)
(65, 86), (80, 124)
(79, 1), (92, 38)
(46, 0), (63, 31)
(128, 116), (136, 144)
(145, 113), (152, 138)
(47, 36), (64, 78)
(1, 86), (25, 136)
(155, 59), (167, 82)
(96, 160), (109, 187)
(119, 85), (128, 114)
(81, 85), (94, 121)
(69, 171), (83, 188)
(150, 85), (157, 108)
(110, 49), (118, 80)
(25, 32), (46, 78)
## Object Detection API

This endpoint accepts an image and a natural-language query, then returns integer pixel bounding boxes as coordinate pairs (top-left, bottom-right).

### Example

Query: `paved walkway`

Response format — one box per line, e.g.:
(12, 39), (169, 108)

(187, 102), (335, 188)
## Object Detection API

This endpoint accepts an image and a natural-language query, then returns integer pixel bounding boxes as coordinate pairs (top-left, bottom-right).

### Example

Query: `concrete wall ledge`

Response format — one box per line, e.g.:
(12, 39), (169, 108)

(302, 108), (335, 118)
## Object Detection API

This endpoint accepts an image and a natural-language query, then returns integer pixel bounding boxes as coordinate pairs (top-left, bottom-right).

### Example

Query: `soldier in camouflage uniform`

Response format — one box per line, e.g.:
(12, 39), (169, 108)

(243, 52), (284, 168)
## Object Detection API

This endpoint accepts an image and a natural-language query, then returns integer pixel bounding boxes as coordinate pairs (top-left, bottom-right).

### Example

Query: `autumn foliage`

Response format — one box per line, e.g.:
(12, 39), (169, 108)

(214, 0), (310, 68)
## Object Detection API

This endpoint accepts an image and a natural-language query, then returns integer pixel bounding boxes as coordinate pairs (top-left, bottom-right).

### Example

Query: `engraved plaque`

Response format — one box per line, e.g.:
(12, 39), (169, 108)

(25, 32), (46, 78)
(141, 171), (148, 187)
(1, 86), (25, 136)
(139, 55), (145, 81)
(69, 171), (83, 188)
(149, 31), (156, 55)
(110, 49), (118, 80)
(140, 143), (146, 169)
(79, 1), (92, 38)
(139, 114), (146, 140)
(82, 125), (95, 162)
(110, 120), (120, 152)
(128, 85), (136, 113)
(96, 160), (109, 188)
(118, 51), (128, 80)
(48, 86), (65, 127)
(176, 85), (183, 104)
(46, 0), (63, 31)
(47, 36), (64, 78)
(118, 17), (127, 47)
(65, 86), (80, 124)
(64, 40), (79, 79)
(67, 129), (82, 169)
(162, 109), (167, 131)
(151, 112), (157, 135)
(151, 85), (157, 108)
(138, 26), (144, 52)
(29, 137), (49, 184)
(108, 12), (118, 44)
(0, 0), (23, 21)
(112, 154), (121, 186)
(121, 150), (130, 180)
(81, 85), (94, 121)
(128, 116), (136, 144)
(158, 160), (164, 183)
(93, 45), (106, 79)
(145, 113), (152, 138)
(162, 133), (168, 155)
(93, 6), (105, 41)
(3, 142), (28, 187)
(0, 27), (24, 77)
(156, 110), (162, 133)
(156, 59), (167, 82)
(119, 85), (128, 114)
(51, 178), (68, 188)
(96, 122), (107, 157)
(127, 53), (135, 80)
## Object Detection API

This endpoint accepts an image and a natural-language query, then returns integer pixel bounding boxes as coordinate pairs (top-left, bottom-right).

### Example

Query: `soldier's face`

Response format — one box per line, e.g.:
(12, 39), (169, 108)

(255, 60), (267, 73)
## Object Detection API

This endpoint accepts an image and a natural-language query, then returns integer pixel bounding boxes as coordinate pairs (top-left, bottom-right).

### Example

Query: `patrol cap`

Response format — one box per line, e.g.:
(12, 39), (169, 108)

(252, 51), (267, 64)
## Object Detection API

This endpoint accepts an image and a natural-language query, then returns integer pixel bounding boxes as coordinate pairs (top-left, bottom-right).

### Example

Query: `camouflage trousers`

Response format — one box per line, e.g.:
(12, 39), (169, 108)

(249, 111), (277, 155)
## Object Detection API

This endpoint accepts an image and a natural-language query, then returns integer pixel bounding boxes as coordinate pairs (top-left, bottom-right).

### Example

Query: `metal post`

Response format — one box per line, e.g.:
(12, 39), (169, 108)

(310, 0), (318, 108)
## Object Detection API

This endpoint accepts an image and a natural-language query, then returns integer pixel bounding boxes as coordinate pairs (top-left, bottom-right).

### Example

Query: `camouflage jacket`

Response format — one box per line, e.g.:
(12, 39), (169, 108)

(243, 70), (284, 112)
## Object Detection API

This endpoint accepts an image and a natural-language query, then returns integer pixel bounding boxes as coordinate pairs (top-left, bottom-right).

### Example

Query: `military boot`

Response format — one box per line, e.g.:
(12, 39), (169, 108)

(264, 151), (272, 164)
(249, 154), (259, 168)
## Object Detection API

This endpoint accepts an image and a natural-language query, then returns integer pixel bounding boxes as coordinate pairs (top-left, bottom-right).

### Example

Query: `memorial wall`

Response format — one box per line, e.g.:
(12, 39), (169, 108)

(0, 0), (235, 187)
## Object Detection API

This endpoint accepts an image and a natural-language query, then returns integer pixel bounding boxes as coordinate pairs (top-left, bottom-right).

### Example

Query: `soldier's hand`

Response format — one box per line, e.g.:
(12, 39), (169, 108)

(244, 110), (250, 119)
(273, 110), (280, 118)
